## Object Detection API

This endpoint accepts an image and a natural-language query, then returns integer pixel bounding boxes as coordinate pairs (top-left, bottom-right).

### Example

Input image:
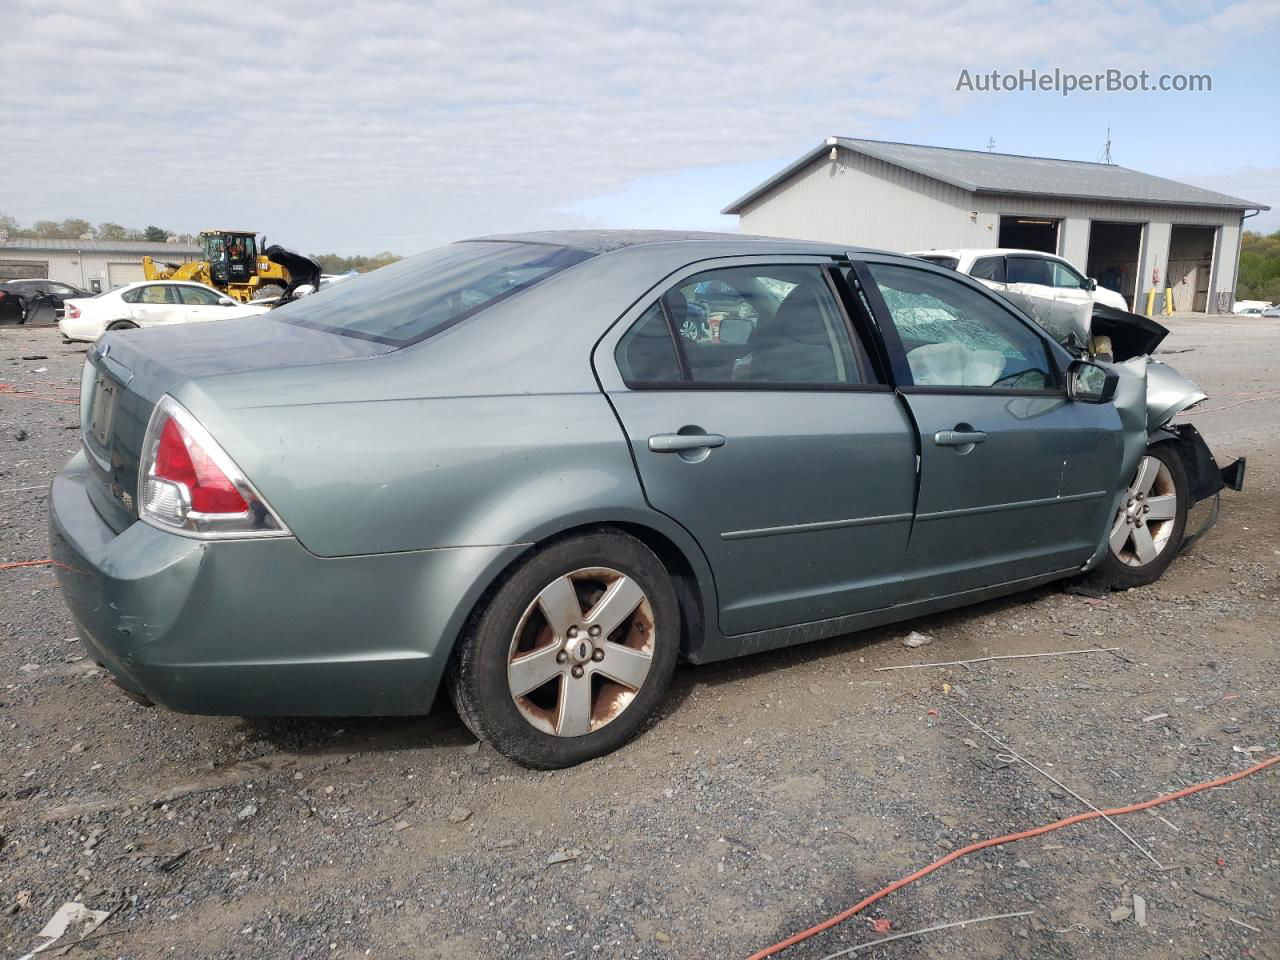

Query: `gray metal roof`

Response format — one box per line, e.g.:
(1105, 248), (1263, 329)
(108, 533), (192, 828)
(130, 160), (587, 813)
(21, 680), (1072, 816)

(0, 238), (202, 254)
(723, 137), (1269, 214)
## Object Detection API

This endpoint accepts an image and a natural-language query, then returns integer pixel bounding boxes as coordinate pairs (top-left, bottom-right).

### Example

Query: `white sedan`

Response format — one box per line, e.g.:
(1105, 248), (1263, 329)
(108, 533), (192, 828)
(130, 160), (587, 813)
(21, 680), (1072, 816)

(59, 281), (271, 342)
(907, 247), (1132, 353)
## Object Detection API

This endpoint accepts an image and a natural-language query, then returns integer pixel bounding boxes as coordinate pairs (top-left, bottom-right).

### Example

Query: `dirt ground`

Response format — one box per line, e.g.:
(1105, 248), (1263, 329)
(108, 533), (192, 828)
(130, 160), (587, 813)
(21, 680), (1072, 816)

(1, 316), (1277, 960)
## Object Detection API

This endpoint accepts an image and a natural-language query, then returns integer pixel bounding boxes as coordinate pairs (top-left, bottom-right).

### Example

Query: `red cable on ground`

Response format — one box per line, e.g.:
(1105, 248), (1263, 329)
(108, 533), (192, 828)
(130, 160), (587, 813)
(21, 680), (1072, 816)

(747, 753), (1279, 960)
(0, 559), (52, 570)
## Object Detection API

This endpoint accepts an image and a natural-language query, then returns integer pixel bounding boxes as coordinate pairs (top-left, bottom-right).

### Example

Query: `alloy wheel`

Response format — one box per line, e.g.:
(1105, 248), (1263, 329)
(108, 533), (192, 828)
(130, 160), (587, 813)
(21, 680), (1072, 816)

(1108, 455), (1179, 566)
(507, 567), (655, 737)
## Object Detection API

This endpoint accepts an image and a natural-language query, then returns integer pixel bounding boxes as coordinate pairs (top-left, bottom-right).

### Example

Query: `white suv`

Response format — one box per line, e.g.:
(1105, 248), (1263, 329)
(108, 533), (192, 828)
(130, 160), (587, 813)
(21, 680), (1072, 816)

(908, 248), (1130, 347)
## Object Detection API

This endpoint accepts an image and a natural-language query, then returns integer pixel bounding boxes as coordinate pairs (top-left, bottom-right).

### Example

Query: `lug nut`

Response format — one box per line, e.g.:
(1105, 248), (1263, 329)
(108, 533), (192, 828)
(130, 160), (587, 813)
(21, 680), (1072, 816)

(571, 665), (584, 678)
(588, 625), (601, 638)
(556, 651), (568, 664)
(567, 626), (578, 638)
(592, 648), (605, 661)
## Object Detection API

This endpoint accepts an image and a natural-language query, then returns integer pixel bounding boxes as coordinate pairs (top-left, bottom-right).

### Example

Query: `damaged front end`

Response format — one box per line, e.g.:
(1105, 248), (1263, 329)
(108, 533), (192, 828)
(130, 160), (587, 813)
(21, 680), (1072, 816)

(1044, 305), (1247, 567)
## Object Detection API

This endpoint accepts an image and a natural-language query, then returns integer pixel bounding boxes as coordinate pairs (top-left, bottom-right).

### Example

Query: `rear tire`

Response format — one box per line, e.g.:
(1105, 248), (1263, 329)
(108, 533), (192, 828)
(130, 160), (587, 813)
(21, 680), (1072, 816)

(106, 320), (137, 331)
(1086, 443), (1188, 590)
(447, 531), (679, 769)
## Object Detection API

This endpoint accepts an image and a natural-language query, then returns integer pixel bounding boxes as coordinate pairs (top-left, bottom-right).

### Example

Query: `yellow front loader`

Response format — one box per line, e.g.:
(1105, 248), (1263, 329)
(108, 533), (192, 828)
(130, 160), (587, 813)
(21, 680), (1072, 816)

(143, 230), (292, 302)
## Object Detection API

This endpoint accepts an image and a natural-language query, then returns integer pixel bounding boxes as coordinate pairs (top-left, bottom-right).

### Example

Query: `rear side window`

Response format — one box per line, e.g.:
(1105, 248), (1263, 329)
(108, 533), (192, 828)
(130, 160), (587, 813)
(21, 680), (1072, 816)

(273, 241), (594, 346)
(916, 255), (959, 270)
(969, 256), (1006, 282)
(617, 265), (870, 387)
(1006, 256), (1051, 285)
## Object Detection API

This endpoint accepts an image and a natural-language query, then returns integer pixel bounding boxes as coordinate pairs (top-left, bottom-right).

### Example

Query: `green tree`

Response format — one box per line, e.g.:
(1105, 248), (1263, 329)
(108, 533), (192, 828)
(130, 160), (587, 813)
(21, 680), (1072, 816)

(95, 222), (128, 241)
(1237, 231), (1280, 302)
(33, 220), (63, 238)
(61, 218), (92, 239)
(143, 225), (170, 242)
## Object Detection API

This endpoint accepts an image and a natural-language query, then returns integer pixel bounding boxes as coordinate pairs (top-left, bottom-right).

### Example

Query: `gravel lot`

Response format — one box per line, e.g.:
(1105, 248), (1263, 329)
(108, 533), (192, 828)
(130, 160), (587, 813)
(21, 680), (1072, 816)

(2, 316), (1277, 959)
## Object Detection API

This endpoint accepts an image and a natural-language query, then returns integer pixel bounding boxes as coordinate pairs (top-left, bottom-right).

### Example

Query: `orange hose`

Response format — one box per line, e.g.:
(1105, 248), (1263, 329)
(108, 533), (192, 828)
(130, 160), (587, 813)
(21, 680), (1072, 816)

(0, 559), (52, 570)
(748, 753), (1279, 959)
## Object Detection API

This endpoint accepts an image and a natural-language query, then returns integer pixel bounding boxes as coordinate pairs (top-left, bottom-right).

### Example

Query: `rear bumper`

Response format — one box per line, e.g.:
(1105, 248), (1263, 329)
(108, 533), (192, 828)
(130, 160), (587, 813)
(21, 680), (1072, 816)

(49, 451), (527, 716)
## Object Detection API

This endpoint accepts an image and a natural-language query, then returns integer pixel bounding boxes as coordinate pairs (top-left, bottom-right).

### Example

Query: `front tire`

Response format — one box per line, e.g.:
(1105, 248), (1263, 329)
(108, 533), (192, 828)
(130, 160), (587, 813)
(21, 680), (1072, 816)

(252, 283), (286, 301)
(447, 531), (679, 769)
(1088, 443), (1188, 590)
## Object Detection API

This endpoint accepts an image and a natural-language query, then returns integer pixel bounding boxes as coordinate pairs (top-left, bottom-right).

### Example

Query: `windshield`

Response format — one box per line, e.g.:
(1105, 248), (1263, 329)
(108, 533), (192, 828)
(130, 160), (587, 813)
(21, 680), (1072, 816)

(273, 241), (594, 346)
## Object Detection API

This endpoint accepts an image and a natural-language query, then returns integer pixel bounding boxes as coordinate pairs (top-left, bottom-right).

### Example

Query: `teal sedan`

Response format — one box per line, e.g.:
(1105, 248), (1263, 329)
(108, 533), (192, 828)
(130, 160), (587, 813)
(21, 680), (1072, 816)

(49, 231), (1241, 768)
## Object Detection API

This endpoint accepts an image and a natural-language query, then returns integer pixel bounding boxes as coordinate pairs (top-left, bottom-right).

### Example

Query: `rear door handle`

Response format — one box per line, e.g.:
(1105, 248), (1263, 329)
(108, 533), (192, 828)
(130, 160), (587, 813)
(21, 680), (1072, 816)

(934, 429), (988, 447)
(648, 433), (726, 453)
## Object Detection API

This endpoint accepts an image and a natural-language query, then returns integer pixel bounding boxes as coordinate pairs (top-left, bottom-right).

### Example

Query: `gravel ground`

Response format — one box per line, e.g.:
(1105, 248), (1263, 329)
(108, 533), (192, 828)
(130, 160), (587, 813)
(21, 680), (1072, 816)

(1, 316), (1277, 959)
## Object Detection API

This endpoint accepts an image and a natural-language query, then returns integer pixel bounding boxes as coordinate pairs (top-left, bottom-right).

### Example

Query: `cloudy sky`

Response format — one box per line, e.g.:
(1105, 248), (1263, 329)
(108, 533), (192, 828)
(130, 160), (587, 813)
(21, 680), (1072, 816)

(2, 0), (1277, 255)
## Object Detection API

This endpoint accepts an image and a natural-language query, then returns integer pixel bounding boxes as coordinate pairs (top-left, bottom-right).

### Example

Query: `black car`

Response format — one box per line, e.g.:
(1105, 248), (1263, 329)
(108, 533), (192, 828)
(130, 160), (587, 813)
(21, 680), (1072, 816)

(0, 279), (90, 325)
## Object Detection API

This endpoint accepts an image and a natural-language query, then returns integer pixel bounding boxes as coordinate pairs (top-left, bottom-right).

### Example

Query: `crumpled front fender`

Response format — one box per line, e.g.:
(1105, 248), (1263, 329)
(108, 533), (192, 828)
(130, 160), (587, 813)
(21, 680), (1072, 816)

(1145, 360), (1207, 431)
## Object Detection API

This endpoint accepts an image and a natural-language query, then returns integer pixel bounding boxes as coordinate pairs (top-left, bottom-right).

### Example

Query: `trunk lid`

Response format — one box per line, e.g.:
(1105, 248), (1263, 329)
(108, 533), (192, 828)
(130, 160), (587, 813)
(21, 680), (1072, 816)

(78, 315), (394, 533)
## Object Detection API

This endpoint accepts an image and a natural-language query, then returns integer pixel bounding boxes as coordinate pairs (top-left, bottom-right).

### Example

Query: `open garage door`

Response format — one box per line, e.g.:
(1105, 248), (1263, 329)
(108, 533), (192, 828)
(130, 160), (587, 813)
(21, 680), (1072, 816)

(1087, 222), (1143, 312)
(107, 261), (145, 289)
(998, 216), (1059, 253)
(1167, 225), (1216, 313)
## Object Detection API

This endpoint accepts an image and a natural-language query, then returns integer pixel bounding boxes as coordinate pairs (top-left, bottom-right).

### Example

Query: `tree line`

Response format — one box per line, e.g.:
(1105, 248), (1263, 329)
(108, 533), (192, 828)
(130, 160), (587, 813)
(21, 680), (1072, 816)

(0, 214), (190, 244)
(1238, 231), (1280, 303)
(1, 214), (402, 274)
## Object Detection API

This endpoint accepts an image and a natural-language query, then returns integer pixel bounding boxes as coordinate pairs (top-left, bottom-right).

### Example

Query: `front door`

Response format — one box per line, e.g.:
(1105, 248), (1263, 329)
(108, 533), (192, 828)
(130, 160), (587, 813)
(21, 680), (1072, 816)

(597, 260), (918, 636)
(859, 259), (1124, 600)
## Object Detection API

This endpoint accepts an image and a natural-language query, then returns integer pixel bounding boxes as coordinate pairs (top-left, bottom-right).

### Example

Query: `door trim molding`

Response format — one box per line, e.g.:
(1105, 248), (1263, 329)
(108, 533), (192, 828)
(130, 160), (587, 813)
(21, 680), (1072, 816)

(916, 489), (1107, 523)
(721, 512), (912, 541)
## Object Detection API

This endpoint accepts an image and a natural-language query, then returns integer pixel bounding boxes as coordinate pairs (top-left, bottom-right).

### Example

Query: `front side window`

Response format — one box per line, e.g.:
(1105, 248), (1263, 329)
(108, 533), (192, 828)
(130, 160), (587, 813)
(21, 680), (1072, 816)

(868, 263), (1056, 391)
(617, 265), (869, 387)
(274, 241), (594, 346)
(1006, 256), (1052, 286)
(1048, 259), (1087, 289)
(969, 256), (1006, 283)
(178, 285), (221, 305)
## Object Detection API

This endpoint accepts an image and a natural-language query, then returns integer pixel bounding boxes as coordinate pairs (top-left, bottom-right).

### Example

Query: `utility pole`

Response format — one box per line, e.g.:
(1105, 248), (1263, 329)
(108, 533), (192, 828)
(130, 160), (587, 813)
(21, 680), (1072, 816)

(987, 137), (996, 153)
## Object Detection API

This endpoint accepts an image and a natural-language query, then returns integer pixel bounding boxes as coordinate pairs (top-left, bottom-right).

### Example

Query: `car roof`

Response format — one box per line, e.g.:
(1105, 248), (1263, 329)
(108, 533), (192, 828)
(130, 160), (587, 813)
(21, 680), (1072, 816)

(467, 229), (867, 258)
(909, 248), (1069, 260)
(114, 279), (221, 292)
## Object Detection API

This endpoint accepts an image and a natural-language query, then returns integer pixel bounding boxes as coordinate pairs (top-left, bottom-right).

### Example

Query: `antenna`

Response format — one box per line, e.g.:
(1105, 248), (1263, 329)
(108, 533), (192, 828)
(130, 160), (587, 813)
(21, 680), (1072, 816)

(1100, 126), (1113, 164)
(986, 137), (996, 153)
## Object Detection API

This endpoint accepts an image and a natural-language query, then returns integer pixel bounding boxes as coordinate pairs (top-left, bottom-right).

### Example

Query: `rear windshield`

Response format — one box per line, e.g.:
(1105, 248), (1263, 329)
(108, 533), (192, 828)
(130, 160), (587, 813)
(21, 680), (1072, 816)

(273, 241), (594, 346)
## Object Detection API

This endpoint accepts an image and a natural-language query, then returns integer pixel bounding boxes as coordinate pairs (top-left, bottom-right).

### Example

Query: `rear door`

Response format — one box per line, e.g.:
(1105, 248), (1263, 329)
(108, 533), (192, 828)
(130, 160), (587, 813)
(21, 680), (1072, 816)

(129, 283), (183, 326)
(857, 258), (1124, 599)
(595, 257), (917, 636)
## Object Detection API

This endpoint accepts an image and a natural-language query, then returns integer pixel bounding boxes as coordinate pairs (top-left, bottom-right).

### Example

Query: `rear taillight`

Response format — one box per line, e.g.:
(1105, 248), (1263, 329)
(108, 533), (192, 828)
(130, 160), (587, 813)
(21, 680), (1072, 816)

(138, 395), (289, 538)
(66, 303), (80, 319)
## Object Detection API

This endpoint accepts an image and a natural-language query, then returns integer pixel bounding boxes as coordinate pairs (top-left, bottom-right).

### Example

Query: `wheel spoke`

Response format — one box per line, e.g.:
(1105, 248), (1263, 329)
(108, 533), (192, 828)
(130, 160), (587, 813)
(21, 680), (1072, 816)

(585, 575), (645, 638)
(1132, 457), (1160, 497)
(1145, 493), (1177, 521)
(1131, 524), (1158, 564)
(595, 643), (652, 691)
(537, 575), (583, 639)
(1109, 514), (1131, 554)
(556, 673), (593, 737)
(508, 646), (563, 698)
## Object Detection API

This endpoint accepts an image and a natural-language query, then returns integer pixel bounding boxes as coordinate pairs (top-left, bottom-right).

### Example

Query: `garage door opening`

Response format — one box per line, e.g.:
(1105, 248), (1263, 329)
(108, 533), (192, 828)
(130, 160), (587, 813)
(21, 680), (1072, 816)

(107, 261), (146, 289)
(998, 216), (1059, 253)
(1167, 225), (1216, 313)
(1087, 221), (1144, 312)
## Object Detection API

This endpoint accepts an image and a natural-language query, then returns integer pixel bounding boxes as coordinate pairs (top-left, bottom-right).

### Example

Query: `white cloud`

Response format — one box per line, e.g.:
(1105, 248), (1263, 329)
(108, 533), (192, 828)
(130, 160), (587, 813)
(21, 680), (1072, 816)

(1, 0), (1275, 251)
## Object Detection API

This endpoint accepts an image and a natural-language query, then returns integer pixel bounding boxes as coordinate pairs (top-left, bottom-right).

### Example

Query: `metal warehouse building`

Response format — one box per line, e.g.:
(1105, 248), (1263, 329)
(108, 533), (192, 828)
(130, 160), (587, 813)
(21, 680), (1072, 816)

(0, 238), (201, 293)
(724, 137), (1270, 313)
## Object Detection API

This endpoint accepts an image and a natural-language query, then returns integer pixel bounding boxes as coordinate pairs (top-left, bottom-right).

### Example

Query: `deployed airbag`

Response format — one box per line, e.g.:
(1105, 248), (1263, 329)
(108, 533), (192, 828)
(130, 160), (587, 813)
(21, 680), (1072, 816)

(906, 342), (1006, 386)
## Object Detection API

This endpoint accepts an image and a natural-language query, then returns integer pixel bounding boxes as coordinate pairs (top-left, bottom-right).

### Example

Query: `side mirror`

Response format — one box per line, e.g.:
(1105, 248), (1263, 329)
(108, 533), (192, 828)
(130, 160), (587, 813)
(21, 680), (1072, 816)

(1068, 359), (1117, 404)
(1084, 277), (1098, 291)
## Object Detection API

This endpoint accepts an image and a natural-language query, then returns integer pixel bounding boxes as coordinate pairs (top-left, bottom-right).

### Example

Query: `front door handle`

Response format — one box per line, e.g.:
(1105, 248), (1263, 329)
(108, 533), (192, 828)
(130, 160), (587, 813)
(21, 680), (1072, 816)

(934, 429), (988, 447)
(648, 433), (727, 453)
